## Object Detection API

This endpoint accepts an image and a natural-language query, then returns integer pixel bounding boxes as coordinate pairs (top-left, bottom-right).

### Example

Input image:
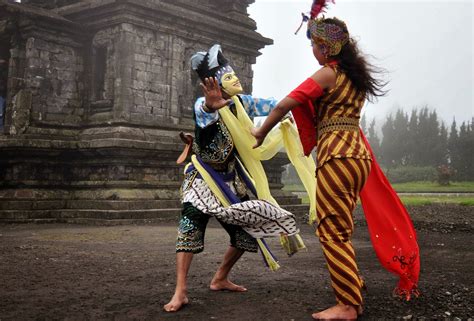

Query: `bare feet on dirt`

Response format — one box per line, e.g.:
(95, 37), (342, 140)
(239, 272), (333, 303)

(312, 304), (359, 320)
(210, 279), (247, 292)
(163, 292), (189, 312)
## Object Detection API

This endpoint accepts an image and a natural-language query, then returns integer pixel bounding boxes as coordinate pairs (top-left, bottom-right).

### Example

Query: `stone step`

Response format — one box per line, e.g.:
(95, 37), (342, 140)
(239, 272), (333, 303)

(0, 197), (301, 210)
(0, 199), (308, 225)
(0, 204), (310, 223)
(0, 218), (174, 226)
(0, 199), (182, 211)
(273, 195), (303, 205)
(66, 199), (182, 210)
(281, 204), (311, 216)
(0, 208), (181, 221)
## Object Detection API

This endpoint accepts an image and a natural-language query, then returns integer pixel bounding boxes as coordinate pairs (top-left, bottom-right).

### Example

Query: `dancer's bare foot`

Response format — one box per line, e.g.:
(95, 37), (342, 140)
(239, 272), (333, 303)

(312, 304), (359, 320)
(210, 279), (247, 292)
(163, 292), (189, 312)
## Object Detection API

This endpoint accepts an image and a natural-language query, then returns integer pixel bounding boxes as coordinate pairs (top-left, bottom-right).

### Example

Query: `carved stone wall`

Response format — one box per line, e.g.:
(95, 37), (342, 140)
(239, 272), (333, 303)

(0, 0), (305, 223)
(25, 37), (85, 126)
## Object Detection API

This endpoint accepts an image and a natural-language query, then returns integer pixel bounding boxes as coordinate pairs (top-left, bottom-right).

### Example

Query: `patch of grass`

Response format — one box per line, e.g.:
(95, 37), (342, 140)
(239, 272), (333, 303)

(391, 181), (474, 193)
(284, 181), (474, 193)
(398, 195), (474, 206)
(296, 194), (474, 206)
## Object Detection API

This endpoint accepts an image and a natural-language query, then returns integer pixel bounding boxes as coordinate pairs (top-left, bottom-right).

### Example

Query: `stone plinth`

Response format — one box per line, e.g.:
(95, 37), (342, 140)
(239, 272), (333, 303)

(0, 0), (306, 223)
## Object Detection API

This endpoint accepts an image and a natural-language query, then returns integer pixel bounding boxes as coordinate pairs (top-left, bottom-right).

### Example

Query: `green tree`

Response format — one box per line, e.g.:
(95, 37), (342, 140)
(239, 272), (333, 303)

(413, 107), (440, 166)
(367, 118), (381, 158)
(448, 118), (459, 170)
(376, 107), (465, 179)
(406, 109), (419, 165)
(455, 120), (474, 180)
(380, 114), (396, 167)
(392, 109), (410, 165)
(436, 122), (449, 165)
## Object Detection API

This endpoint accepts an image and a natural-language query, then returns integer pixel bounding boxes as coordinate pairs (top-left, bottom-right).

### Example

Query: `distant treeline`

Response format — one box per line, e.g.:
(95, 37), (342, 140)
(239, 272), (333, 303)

(362, 107), (473, 181)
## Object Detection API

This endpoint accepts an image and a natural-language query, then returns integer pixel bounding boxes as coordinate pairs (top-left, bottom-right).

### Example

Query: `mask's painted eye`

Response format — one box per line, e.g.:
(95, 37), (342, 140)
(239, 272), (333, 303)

(224, 74), (233, 81)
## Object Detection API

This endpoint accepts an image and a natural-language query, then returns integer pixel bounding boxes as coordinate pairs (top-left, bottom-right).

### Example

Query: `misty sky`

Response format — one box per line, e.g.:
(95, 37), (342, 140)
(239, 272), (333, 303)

(248, 0), (473, 127)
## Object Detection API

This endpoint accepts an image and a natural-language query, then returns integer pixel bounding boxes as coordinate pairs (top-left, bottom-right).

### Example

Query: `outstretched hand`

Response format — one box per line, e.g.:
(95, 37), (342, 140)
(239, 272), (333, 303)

(200, 77), (231, 111)
(251, 127), (266, 149)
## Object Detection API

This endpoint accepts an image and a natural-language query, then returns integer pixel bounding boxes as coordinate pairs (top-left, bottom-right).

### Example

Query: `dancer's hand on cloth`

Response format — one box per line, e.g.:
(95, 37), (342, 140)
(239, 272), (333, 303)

(282, 112), (295, 124)
(251, 127), (266, 149)
(200, 77), (231, 112)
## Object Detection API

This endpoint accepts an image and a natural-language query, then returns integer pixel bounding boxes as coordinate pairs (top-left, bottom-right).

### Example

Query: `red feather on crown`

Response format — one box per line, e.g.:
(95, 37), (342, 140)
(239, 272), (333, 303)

(310, 0), (334, 19)
(295, 0), (335, 34)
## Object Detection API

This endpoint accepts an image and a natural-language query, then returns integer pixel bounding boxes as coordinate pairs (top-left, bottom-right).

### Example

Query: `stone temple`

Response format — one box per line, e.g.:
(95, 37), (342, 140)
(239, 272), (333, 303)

(0, 0), (305, 223)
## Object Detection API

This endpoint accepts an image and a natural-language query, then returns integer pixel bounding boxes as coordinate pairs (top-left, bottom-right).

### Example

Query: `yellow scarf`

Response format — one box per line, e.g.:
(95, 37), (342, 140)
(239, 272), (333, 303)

(190, 97), (314, 270)
(218, 96), (317, 223)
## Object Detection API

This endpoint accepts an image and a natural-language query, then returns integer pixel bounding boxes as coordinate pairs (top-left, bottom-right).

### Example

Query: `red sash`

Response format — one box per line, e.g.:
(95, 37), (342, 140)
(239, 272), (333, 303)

(359, 130), (420, 299)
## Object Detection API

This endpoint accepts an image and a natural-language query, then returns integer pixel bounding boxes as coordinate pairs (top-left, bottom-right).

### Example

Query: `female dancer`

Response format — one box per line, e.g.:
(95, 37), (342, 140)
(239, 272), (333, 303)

(252, 11), (387, 320)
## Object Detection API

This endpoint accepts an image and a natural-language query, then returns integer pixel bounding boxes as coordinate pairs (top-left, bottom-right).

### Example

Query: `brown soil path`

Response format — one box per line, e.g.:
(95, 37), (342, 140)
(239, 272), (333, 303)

(0, 206), (472, 320)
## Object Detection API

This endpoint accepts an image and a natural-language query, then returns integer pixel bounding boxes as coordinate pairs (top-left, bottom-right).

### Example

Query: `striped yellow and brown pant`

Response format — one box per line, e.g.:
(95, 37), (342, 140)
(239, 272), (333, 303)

(315, 157), (371, 306)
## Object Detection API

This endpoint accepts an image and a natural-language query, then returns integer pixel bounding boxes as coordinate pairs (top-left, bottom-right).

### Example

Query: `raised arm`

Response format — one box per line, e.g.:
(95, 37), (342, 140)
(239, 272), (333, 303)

(251, 67), (336, 148)
(239, 95), (278, 118)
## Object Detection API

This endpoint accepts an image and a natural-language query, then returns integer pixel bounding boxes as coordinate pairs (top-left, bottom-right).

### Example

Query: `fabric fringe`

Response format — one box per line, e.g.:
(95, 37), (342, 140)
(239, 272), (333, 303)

(280, 234), (307, 256)
(257, 239), (280, 271)
(393, 286), (421, 301)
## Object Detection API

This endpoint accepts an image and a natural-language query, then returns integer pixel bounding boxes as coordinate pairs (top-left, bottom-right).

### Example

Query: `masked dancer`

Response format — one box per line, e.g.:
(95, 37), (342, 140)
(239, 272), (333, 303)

(164, 44), (306, 312)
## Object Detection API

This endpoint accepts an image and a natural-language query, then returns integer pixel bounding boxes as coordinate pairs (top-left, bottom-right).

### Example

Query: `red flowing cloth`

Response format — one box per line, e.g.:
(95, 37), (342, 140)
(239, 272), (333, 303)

(359, 130), (420, 299)
(288, 78), (420, 300)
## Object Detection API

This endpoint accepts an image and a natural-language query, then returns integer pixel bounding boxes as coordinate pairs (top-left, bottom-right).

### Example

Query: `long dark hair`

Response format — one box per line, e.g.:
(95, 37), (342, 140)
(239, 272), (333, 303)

(328, 18), (388, 102)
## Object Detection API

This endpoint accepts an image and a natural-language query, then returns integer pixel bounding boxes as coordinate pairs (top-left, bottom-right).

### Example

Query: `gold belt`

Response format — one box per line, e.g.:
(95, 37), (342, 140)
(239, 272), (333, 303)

(318, 117), (360, 137)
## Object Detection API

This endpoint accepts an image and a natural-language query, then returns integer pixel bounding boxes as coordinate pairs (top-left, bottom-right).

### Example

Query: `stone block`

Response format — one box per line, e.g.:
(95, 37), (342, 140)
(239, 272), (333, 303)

(134, 53), (150, 63)
(130, 112), (148, 123)
(14, 190), (34, 199)
(133, 105), (152, 114)
(135, 62), (146, 71)
(133, 80), (148, 91)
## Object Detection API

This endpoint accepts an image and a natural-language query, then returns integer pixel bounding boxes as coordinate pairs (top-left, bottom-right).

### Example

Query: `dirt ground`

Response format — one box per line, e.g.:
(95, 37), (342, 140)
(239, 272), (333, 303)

(0, 205), (473, 321)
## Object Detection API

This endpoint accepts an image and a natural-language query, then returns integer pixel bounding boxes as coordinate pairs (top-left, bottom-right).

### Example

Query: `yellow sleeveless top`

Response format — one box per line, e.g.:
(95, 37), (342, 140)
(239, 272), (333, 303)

(314, 64), (372, 168)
